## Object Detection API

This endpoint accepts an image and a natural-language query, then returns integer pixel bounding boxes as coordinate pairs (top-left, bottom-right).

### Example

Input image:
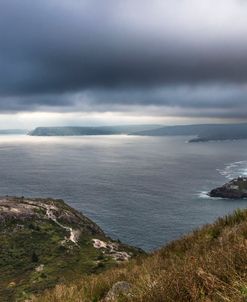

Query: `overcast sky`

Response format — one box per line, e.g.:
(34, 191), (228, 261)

(1, 0), (247, 128)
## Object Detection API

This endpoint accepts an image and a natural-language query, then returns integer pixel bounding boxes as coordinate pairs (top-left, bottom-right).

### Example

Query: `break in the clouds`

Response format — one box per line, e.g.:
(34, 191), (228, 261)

(1, 0), (247, 120)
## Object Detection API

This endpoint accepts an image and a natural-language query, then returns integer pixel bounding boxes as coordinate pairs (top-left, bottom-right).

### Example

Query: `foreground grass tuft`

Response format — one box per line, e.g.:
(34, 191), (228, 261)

(33, 209), (247, 302)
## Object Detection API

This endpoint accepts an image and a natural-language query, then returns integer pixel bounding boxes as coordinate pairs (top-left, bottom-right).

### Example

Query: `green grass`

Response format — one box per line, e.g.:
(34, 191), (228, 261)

(0, 216), (134, 301)
(230, 178), (247, 191)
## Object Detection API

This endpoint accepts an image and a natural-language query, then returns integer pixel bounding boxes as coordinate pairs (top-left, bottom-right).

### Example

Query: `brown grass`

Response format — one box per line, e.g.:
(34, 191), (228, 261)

(32, 209), (247, 302)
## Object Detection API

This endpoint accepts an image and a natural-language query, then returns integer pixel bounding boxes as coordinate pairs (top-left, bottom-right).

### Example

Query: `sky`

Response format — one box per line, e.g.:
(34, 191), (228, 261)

(1, 0), (247, 128)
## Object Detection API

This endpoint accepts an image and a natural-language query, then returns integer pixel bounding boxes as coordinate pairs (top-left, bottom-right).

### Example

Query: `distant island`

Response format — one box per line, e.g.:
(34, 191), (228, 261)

(132, 123), (247, 142)
(209, 177), (247, 198)
(0, 197), (142, 301)
(29, 125), (161, 136)
(28, 123), (247, 142)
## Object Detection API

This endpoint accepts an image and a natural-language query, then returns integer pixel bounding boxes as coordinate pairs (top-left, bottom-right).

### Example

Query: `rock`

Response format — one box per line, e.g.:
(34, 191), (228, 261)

(209, 177), (247, 199)
(112, 251), (131, 261)
(35, 264), (44, 272)
(8, 282), (16, 287)
(92, 239), (108, 249)
(92, 239), (132, 262)
(103, 281), (132, 301)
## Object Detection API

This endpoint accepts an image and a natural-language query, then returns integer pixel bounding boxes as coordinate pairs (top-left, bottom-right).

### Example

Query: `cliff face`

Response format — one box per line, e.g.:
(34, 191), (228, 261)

(209, 177), (247, 199)
(0, 197), (142, 301)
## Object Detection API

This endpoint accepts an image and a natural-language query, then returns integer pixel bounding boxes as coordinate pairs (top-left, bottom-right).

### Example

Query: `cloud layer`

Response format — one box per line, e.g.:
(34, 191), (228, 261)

(1, 0), (247, 119)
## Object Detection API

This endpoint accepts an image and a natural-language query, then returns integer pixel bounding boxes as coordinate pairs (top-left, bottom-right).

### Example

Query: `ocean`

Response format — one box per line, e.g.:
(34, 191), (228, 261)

(1, 134), (247, 251)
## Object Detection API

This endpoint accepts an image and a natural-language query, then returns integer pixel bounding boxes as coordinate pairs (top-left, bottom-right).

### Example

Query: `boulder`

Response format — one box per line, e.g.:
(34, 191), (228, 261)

(103, 281), (132, 301)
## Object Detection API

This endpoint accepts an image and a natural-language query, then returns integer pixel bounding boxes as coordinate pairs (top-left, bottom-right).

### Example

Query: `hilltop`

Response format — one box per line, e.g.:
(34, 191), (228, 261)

(0, 197), (142, 301)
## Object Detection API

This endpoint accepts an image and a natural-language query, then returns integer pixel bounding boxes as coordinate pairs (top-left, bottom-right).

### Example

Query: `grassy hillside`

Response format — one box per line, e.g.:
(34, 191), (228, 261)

(0, 197), (142, 301)
(33, 209), (247, 302)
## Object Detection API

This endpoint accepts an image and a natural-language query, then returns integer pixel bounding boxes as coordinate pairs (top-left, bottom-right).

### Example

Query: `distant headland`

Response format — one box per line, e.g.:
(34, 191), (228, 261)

(27, 123), (247, 142)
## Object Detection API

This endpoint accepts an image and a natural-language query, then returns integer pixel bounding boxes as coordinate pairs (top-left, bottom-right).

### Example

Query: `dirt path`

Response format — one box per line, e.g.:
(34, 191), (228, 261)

(45, 205), (78, 245)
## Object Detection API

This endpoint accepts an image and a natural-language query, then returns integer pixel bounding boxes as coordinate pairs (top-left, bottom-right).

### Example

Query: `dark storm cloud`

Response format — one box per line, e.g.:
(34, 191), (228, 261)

(1, 0), (247, 118)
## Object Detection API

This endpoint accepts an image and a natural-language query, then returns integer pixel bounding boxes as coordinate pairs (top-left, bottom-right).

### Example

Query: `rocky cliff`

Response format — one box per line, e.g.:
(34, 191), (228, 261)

(209, 177), (247, 199)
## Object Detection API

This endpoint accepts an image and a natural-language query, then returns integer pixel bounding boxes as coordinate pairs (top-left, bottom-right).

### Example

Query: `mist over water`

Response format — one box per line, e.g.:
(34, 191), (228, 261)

(0, 135), (247, 251)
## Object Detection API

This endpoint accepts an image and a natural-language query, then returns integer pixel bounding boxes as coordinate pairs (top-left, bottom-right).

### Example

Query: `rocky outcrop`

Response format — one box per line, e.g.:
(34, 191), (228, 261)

(92, 239), (132, 261)
(209, 177), (247, 199)
(103, 281), (132, 301)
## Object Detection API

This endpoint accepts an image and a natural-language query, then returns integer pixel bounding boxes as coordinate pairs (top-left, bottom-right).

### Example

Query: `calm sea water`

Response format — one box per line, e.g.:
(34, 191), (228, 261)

(1, 135), (247, 251)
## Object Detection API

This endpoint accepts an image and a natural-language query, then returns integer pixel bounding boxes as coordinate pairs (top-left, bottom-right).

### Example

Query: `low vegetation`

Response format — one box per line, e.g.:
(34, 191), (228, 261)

(33, 208), (247, 302)
(0, 197), (141, 301)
